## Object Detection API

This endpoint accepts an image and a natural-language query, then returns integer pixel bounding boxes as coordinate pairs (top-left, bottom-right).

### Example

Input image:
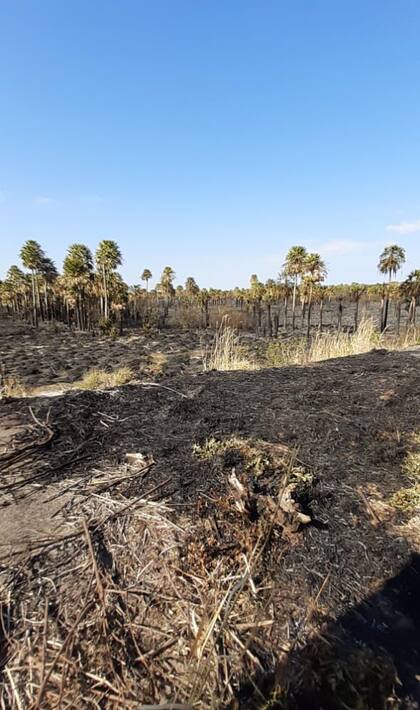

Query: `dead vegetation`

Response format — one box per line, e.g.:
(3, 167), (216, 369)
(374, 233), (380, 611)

(203, 319), (256, 372)
(75, 366), (135, 390)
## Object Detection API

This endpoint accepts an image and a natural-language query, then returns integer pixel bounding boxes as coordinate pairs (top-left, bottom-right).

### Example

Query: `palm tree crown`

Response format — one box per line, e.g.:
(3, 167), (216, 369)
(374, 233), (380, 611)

(20, 240), (45, 272)
(378, 245), (406, 281)
(95, 240), (122, 273)
(283, 246), (308, 279)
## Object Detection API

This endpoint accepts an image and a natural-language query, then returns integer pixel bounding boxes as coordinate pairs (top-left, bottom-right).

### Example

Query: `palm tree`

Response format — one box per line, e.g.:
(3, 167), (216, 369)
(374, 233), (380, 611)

(95, 240), (122, 320)
(109, 272), (129, 334)
(158, 266), (176, 297)
(5, 266), (28, 317)
(20, 240), (46, 327)
(378, 244), (406, 331)
(349, 283), (366, 331)
(141, 269), (152, 292)
(38, 257), (58, 320)
(283, 246), (308, 330)
(249, 274), (265, 330)
(63, 244), (94, 329)
(378, 244), (406, 282)
(304, 252), (327, 338)
(401, 270), (420, 326)
(185, 277), (200, 297)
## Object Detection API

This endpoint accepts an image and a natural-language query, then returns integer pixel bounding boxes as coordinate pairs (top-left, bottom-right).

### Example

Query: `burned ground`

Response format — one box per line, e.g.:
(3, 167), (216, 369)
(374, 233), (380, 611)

(0, 348), (419, 707)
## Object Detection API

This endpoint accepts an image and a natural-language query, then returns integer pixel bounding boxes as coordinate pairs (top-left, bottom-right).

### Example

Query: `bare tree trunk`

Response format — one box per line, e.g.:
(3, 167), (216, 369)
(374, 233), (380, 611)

(273, 312), (279, 338)
(267, 303), (272, 337)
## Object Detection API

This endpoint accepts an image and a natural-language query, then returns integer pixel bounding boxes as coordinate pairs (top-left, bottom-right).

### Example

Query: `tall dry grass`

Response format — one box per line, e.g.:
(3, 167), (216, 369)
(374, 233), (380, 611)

(206, 318), (420, 372)
(203, 318), (256, 371)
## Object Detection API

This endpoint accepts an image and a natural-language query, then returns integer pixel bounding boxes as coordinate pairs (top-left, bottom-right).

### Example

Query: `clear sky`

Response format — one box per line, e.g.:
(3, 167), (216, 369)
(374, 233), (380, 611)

(1, 0), (420, 288)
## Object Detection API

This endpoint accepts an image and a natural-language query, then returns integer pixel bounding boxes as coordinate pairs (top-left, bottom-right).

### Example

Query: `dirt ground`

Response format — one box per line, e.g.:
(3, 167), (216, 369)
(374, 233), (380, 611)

(1, 327), (420, 707)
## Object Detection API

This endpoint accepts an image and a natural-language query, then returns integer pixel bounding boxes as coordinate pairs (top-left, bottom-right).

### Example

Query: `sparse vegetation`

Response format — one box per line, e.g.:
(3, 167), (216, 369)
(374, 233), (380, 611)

(0, 373), (28, 398)
(75, 367), (135, 390)
(389, 434), (420, 513)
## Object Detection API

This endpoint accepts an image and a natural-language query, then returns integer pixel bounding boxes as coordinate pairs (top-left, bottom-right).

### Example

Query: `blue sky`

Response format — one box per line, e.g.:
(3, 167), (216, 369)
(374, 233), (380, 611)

(1, 0), (420, 288)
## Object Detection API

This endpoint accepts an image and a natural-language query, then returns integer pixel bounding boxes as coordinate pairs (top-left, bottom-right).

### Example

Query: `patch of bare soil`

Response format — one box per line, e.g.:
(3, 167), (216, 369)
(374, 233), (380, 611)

(0, 349), (419, 708)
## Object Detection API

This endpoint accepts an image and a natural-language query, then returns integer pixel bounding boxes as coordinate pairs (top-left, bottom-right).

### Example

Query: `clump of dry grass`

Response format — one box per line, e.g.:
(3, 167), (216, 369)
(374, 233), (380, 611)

(309, 318), (382, 362)
(203, 319), (256, 371)
(389, 433), (420, 513)
(75, 366), (135, 390)
(145, 351), (168, 377)
(0, 373), (28, 398)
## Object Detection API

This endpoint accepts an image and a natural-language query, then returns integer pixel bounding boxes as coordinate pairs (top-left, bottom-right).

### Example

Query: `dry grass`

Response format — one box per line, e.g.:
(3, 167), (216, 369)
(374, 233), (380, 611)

(389, 433), (420, 513)
(265, 319), (420, 368)
(203, 319), (256, 371)
(145, 351), (168, 377)
(75, 366), (135, 390)
(0, 373), (29, 399)
(205, 319), (420, 373)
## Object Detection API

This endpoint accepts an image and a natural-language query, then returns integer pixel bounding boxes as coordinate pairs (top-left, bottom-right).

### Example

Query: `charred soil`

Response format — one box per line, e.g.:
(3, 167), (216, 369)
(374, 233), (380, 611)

(0, 349), (419, 708)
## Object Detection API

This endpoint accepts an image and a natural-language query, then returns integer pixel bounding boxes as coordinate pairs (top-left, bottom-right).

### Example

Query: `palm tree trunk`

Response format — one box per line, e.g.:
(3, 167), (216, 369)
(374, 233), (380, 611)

(267, 302), (272, 337)
(292, 278), (297, 330)
(31, 270), (38, 328)
(337, 298), (343, 332)
(103, 265), (109, 320)
(306, 287), (312, 340)
(354, 299), (359, 331)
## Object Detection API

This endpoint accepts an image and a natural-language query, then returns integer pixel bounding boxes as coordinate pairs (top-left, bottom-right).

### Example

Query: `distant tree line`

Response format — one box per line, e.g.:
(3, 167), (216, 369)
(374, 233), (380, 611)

(1, 239), (419, 336)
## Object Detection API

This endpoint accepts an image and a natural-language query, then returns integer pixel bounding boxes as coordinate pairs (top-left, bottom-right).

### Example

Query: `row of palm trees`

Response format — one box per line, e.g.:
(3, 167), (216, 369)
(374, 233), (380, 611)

(0, 239), (419, 334)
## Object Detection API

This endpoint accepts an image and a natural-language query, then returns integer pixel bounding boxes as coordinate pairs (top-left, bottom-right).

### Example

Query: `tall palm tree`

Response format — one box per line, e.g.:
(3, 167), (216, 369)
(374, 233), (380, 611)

(304, 252), (327, 338)
(141, 268), (152, 292)
(378, 244), (406, 331)
(158, 266), (176, 297)
(401, 270), (420, 326)
(249, 274), (265, 329)
(39, 257), (58, 320)
(20, 240), (46, 327)
(5, 266), (28, 317)
(95, 240), (122, 320)
(63, 244), (94, 329)
(349, 283), (366, 331)
(283, 246), (308, 330)
(185, 277), (200, 297)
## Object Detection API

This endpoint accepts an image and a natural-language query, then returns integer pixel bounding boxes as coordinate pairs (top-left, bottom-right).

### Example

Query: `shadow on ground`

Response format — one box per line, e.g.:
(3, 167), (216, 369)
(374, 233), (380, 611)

(237, 554), (420, 708)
